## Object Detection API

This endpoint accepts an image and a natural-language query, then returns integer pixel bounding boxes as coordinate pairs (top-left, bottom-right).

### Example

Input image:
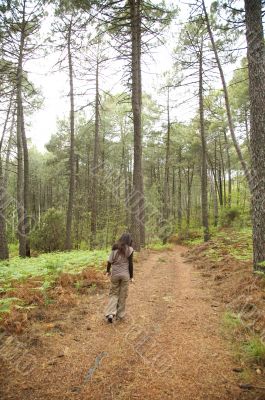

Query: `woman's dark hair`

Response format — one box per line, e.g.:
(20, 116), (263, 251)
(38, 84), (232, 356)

(112, 233), (133, 256)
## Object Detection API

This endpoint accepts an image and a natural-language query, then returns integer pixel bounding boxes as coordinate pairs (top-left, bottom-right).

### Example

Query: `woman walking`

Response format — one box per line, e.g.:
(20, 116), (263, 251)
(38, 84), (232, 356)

(105, 233), (134, 323)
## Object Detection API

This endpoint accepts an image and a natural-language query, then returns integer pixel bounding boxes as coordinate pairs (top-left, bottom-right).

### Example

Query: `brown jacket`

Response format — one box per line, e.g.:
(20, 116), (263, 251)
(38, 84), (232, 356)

(108, 245), (134, 279)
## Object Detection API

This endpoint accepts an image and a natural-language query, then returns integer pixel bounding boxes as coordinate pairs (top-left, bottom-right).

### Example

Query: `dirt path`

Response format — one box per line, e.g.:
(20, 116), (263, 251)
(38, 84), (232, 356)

(1, 246), (254, 400)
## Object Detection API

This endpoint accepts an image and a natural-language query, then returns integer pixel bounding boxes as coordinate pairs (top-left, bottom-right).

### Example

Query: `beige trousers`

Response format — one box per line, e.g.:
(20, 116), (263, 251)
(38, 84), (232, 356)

(105, 277), (130, 319)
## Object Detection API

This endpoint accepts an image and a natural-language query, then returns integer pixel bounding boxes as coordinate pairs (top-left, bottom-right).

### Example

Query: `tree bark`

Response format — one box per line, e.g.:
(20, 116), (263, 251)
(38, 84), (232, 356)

(65, 18), (75, 251)
(244, 106), (251, 153)
(244, 0), (265, 271)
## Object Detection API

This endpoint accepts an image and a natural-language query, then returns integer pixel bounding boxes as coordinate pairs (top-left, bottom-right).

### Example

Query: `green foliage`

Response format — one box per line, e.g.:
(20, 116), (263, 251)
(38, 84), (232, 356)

(243, 338), (265, 365)
(0, 297), (36, 319)
(0, 297), (21, 314)
(0, 248), (108, 287)
(220, 207), (241, 227)
(8, 243), (19, 258)
(223, 312), (265, 366)
(0, 248), (108, 317)
(256, 261), (265, 271)
(181, 229), (205, 246)
(228, 58), (249, 121)
(208, 228), (253, 261)
(31, 208), (66, 252)
(223, 311), (242, 330)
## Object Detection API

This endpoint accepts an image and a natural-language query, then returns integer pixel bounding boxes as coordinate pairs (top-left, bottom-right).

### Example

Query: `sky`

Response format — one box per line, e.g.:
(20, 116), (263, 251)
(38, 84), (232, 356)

(26, 0), (244, 152)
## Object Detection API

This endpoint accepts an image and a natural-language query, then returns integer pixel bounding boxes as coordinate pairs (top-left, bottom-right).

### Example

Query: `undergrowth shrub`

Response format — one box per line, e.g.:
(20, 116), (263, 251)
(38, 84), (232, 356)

(31, 208), (66, 252)
(220, 207), (241, 227)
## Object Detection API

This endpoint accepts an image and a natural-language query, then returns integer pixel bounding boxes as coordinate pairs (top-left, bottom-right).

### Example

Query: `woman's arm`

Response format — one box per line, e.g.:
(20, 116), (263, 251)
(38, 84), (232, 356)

(106, 261), (111, 274)
(128, 252), (133, 279)
(106, 250), (115, 274)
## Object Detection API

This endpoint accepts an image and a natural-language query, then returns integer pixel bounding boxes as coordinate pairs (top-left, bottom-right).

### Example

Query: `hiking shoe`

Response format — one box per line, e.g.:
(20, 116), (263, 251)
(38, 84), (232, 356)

(107, 314), (113, 323)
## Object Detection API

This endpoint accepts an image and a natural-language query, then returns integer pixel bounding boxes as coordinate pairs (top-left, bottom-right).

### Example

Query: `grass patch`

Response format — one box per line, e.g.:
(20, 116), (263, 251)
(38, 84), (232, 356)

(147, 242), (173, 251)
(223, 311), (242, 330)
(205, 248), (223, 262)
(183, 236), (204, 246)
(243, 337), (265, 365)
(181, 229), (205, 246)
(222, 312), (265, 367)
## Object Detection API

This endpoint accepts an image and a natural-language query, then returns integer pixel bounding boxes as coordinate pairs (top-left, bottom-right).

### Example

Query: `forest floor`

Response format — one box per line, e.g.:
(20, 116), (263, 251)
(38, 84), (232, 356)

(0, 242), (265, 400)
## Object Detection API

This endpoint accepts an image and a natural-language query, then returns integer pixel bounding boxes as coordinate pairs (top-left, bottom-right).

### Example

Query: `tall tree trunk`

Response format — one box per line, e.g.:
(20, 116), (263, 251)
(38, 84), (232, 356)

(21, 104), (30, 256)
(202, 0), (251, 186)
(4, 109), (15, 188)
(223, 129), (232, 207)
(244, 106), (251, 153)
(65, 18), (75, 251)
(74, 154), (80, 248)
(0, 93), (15, 260)
(177, 146), (182, 232)
(86, 139), (90, 220)
(186, 163), (194, 230)
(163, 87), (171, 223)
(90, 55), (100, 249)
(17, 97), (26, 256)
(172, 166), (176, 218)
(208, 148), (221, 207)
(218, 163), (223, 207)
(236, 171), (240, 206)
(211, 171), (218, 227)
(129, 0), (145, 250)
(244, 0), (265, 271)
(219, 135), (226, 207)
(0, 99), (12, 260)
(199, 41), (210, 242)
(121, 132), (130, 229)
(16, 1), (26, 257)
(0, 156), (9, 260)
